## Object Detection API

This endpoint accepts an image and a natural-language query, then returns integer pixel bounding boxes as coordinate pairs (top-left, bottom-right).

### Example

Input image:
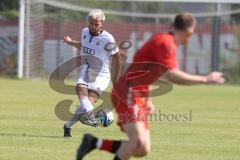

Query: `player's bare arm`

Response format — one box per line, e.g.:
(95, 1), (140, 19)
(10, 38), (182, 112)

(63, 36), (82, 49)
(145, 94), (154, 114)
(111, 52), (122, 86)
(166, 68), (225, 85)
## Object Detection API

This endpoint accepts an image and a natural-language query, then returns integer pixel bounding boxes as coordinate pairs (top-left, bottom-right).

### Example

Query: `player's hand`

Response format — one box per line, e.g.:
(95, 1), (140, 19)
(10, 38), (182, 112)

(63, 36), (72, 44)
(206, 71), (225, 84)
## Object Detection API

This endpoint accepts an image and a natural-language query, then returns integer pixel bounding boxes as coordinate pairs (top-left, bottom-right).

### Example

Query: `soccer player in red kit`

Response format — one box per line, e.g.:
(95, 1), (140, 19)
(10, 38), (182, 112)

(76, 12), (225, 160)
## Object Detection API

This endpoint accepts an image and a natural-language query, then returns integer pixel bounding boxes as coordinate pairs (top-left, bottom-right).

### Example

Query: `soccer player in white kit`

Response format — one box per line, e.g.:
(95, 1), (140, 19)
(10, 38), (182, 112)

(63, 9), (121, 137)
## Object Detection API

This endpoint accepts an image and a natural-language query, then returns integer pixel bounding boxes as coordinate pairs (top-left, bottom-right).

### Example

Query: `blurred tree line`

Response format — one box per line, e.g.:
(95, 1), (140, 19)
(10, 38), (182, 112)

(0, 0), (19, 19)
(0, 0), (18, 77)
(0, 0), (181, 21)
(45, 0), (181, 23)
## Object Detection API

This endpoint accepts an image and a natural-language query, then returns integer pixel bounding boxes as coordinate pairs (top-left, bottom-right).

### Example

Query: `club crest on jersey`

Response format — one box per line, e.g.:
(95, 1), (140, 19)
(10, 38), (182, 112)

(96, 41), (100, 46)
(82, 46), (95, 55)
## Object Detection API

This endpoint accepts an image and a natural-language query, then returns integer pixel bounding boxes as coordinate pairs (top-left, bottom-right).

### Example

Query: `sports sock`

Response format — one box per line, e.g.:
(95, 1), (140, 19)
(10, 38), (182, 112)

(97, 139), (122, 153)
(80, 96), (94, 113)
(65, 96), (95, 128)
(65, 104), (84, 128)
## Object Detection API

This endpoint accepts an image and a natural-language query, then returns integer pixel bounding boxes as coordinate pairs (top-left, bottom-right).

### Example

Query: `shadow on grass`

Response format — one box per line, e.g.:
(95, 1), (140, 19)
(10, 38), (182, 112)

(0, 133), (63, 139)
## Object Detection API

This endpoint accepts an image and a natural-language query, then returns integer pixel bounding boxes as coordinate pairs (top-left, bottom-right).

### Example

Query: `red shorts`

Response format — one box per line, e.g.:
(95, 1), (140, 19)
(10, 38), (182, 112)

(111, 88), (150, 132)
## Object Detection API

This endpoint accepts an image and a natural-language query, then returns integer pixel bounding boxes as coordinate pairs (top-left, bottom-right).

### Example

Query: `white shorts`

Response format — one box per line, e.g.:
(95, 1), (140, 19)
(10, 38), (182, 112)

(76, 65), (111, 96)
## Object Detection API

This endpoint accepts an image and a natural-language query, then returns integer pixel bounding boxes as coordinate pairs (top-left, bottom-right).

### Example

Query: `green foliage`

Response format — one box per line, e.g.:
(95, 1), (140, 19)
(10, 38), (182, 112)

(0, 10), (18, 19)
(0, 0), (18, 11)
(223, 63), (240, 84)
(231, 4), (240, 24)
(44, 8), (86, 21)
(0, 0), (18, 19)
(43, 1), (182, 23)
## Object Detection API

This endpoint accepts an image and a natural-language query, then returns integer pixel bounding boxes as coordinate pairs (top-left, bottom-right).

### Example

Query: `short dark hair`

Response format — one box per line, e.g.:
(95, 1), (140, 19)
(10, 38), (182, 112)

(173, 12), (196, 31)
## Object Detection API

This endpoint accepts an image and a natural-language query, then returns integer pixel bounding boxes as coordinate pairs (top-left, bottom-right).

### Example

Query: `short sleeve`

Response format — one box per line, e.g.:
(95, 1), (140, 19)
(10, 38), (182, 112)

(81, 28), (87, 41)
(154, 39), (177, 70)
(108, 35), (119, 55)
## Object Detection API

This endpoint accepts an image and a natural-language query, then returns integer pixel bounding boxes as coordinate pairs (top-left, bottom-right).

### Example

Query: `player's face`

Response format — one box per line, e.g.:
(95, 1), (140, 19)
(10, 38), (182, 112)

(88, 18), (103, 36)
(179, 26), (195, 44)
(181, 31), (193, 44)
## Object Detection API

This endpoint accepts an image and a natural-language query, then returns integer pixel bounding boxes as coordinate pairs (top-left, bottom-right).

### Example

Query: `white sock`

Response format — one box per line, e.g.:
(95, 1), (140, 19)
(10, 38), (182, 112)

(65, 97), (94, 128)
(80, 96), (94, 113)
(65, 104), (84, 128)
(96, 139), (103, 149)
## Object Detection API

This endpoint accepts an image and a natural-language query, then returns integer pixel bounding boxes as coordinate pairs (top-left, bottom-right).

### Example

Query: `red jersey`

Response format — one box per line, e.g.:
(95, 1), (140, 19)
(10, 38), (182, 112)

(112, 33), (177, 128)
(127, 32), (177, 92)
(133, 32), (177, 69)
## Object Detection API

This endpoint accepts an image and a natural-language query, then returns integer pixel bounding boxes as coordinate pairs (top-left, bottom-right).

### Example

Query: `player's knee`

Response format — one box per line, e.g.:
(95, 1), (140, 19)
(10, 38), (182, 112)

(130, 136), (150, 156)
(76, 85), (88, 97)
(127, 137), (141, 154)
(135, 135), (151, 157)
(137, 143), (151, 156)
(88, 97), (97, 104)
(88, 91), (99, 104)
(128, 139), (138, 151)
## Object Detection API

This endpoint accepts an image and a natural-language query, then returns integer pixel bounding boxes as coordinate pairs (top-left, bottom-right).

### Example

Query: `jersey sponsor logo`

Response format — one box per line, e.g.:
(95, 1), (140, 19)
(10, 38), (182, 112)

(82, 46), (95, 55)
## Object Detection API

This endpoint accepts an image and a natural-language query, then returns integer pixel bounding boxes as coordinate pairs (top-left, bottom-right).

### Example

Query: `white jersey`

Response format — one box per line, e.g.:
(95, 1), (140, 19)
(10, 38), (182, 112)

(81, 27), (118, 77)
(77, 27), (119, 95)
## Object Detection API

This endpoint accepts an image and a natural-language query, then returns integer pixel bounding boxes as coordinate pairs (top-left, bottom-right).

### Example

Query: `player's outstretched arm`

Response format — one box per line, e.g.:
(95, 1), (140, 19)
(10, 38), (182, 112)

(205, 71), (226, 84)
(63, 36), (82, 49)
(166, 68), (225, 85)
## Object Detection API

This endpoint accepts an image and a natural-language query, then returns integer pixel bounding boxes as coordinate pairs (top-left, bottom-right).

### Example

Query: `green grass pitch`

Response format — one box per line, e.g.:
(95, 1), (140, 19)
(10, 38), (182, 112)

(0, 78), (239, 160)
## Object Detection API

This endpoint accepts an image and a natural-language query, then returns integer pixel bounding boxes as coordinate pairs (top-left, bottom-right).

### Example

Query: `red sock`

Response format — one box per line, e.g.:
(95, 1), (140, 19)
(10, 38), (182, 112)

(99, 140), (121, 153)
(100, 140), (113, 151)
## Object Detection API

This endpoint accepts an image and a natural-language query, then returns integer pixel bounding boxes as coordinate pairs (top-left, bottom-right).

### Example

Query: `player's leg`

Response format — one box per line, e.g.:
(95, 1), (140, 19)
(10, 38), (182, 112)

(76, 133), (123, 160)
(77, 84), (95, 112)
(80, 75), (111, 126)
(64, 84), (91, 137)
(75, 64), (96, 115)
(76, 100), (150, 160)
(91, 122), (150, 159)
(87, 90), (98, 104)
(63, 64), (90, 136)
(75, 122), (150, 160)
(78, 89), (102, 127)
(114, 122), (150, 159)
(132, 127), (150, 157)
(65, 74), (108, 132)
